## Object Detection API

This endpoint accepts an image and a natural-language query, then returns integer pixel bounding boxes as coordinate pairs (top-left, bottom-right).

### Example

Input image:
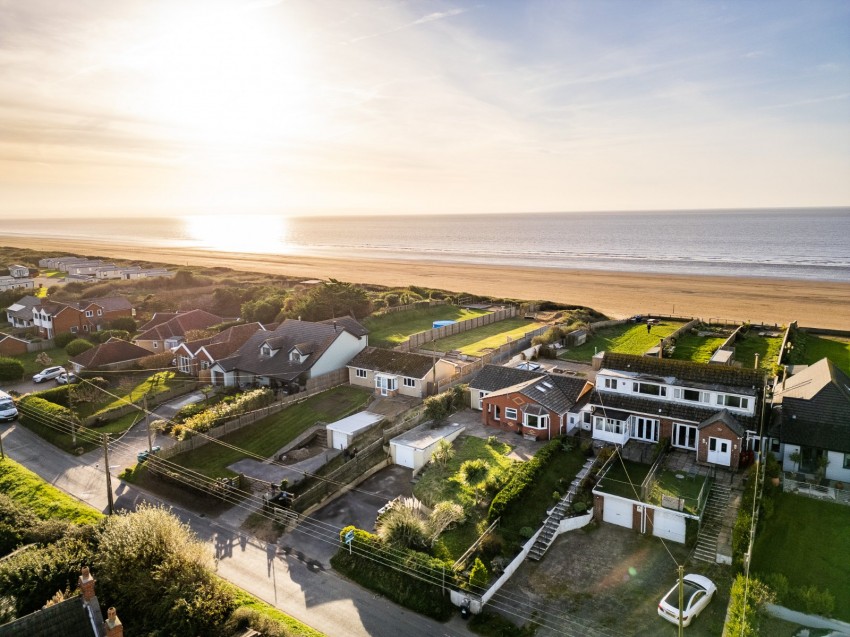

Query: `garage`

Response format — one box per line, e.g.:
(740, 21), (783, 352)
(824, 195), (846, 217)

(326, 411), (384, 450)
(601, 495), (633, 528)
(652, 508), (687, 543)
(389, 421), (465, 473)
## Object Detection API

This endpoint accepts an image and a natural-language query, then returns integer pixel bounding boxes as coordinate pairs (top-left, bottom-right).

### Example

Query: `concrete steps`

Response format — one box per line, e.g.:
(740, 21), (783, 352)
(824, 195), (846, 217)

(693, 483), (731, 563)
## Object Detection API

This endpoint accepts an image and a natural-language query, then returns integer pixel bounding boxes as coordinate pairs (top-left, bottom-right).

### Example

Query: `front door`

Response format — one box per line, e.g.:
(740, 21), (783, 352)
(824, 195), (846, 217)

(707, 437), (731, 466)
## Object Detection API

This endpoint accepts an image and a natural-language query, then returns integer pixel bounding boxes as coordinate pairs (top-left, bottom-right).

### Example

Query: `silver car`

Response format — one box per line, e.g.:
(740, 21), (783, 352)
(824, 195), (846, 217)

(33, 366), (64, 383)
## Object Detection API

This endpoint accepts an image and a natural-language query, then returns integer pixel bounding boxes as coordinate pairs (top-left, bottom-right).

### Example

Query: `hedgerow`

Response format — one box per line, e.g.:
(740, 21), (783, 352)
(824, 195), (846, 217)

(175, 388), (274, 436)
(488, 439), (561, 522)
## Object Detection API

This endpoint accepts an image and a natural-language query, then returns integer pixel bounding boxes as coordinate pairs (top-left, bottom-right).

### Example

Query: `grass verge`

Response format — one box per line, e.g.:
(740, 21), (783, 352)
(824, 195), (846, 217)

(225, 583), (326, 637)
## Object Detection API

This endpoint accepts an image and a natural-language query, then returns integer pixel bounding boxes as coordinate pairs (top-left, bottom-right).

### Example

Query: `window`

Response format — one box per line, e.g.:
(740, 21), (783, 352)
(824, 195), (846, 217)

(179, 356), (190, 372)
(604, 378), (617, 390)
(673, 423), (697, 450)
(152, 342), (158, 348)
(85, 310), (93, 317)
(493, 405), (501, 420)
(633, 382), (666, 397)
(403, 377), (416, 388)
(200, 361), (210, 370)
(355, 368), (367, 378)
(97, 309), (102, 316)
(261, 345), (273, 357)
(844, 453), (850, 470)
(720, 395), (750, 410)
(83, 325), (89, 332)
(524, 413), (550, 429)
(70, 326), (78, 333)
(505, 407), (518, 420)
(631, 417), (659, 442)
(681, 389), (701, 402)
(583, 411), (592, 424)
(594, 417), (623, 434)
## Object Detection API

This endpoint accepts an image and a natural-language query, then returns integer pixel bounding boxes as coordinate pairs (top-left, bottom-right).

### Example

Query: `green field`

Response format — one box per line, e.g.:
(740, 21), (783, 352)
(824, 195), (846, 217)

(15, 347), (71, 377)
(670, 333), (727, 363)
(559, 321), (684, 362)
(422, 317), (545, 356)
(168, 386), (370, 477)
(363, 306), (490, 347)
(732, 332), (783, 371)
(751, 493), (850, 622)
(801, 334), (850, 374)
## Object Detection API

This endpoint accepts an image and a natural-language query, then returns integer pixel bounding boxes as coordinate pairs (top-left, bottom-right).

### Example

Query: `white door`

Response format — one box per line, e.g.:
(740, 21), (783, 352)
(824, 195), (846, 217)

(707, 437), (732, 466)
(602, 497), (633, 528)
(653, 509), (687, 543)
(392, 443), (416, 468)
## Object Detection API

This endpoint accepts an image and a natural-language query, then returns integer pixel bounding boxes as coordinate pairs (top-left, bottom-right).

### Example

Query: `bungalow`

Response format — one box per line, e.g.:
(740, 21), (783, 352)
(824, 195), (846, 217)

(347, 347), (458, 398)
(210, 316), (369, 390)
(5, 295), (41, 328)
(33, 296), (134, 338)
(770, 358), (850, 483)
(172, 322), (265, 380)
(133, 309), (224, 352)
(580, 353), (765, 471)
(468, 364), (547, 410)
(69, 338), (151, 372)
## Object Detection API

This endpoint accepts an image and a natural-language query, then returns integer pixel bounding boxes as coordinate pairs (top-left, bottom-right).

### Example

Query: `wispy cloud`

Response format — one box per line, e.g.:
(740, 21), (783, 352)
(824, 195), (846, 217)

(344, 7), (470, 44)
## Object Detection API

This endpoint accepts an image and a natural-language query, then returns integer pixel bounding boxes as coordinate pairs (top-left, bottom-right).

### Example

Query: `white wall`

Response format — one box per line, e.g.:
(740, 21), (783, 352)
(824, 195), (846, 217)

(826, 450), (850, 482)
(470, 389), (488, 410)
(311, 332), (367, 378)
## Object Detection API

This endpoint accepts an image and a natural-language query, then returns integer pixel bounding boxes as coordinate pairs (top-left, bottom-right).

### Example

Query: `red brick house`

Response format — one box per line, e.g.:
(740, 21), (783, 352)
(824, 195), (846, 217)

(33, 297), (134, 339)
(172, 322), (265, 380)
(133, 309), (224, 353)
(0, 334), (28, 356)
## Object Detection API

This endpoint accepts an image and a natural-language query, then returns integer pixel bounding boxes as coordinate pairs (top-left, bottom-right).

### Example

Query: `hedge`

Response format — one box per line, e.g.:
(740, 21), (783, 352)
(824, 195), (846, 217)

(488, 439), (561, 522)
(65, 338), (95, 356)
(0, 357), (24, 382)
(330, 526), (455, 620)
(52, 332), (78, 349)
(177, 388), (274, 436)
(31, 385), (71, 408)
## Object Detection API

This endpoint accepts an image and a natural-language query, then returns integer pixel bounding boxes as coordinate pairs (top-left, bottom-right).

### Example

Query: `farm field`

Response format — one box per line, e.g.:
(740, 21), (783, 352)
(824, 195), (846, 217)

(422, 317), (545, 356)
(363, 306), (489, 347)
(559, 321), (684, 362)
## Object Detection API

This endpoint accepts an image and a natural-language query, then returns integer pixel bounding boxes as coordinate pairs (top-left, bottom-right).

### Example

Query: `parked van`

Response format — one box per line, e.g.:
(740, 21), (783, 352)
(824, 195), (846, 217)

(0, 391), (18, 422)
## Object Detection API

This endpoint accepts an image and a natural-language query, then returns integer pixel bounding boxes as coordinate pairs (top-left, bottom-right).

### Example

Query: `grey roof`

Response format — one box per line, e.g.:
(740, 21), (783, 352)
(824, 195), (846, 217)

(484, 372), (589, 415)
(469, 364), (546, 392)
(587, 390), (759, 429)
(217, 318), (367, 380)
(348, 347), (437, 379)
(5, 294), (41, 318)
(601, 353), (766, 393)
(0, 596), (102, 637)
(698, 409), (745, 437)
(772, 358), (850, 453)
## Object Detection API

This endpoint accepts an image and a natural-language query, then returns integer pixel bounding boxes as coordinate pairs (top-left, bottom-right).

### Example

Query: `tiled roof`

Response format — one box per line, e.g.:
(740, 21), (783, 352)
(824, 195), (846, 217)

(39, 296), (132, 316)
(348, 347), (437, 379)
(469, 364), (546, 392)
(698, 409), (745, 437)
(321, 316), (369, 338)
(5, 295), (41, 318)
(601, 353), (766, 391)
(135, 309), (223, 342)
(483, 372), (590, 415)
(587, 389), (758, 429)
(140, 312), (180, 330)
(773, 358), (850, 453)
(182, 322), (265, 359)
(71, 338), (151, 369)
(0, 596), (100, 637)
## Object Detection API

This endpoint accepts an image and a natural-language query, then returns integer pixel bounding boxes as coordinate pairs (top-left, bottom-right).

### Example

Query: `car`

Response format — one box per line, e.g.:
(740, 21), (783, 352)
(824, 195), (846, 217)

(32, 366), (64, 383)
(0, 391), (18, 422)
(55, 371), (80, 385)
(658, 574), (716, 627)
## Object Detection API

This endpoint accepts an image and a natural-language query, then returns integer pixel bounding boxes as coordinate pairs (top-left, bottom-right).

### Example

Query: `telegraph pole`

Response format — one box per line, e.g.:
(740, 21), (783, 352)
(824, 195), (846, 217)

(144, 392), (152, 453)
(102, 434), (114, 515)
(678, 564), (684, 637)
(66, 364), (76, 446)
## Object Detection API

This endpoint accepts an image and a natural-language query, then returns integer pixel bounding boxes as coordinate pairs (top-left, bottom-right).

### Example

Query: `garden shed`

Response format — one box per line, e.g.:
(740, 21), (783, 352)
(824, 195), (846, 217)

(325, 411), (384, 450)
(389, 421), (466, 473)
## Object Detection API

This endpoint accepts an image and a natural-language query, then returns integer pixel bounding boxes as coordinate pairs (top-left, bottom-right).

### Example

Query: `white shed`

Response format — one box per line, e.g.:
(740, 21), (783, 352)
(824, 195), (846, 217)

(325, 411), (384, 450)
(389, 421), (466, 473)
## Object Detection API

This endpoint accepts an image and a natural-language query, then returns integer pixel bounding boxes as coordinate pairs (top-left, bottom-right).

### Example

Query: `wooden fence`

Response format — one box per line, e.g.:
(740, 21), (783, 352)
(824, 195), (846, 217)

(400, 306), (517, 351)
(376, 299), (447, 315)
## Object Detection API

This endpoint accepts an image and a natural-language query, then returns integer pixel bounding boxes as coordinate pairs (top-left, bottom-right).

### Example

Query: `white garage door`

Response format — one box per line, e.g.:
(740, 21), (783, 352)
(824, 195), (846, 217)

(602, 497), (633, 528)
(653, 509), (686, 544)
(392, 443), (416, 469)
(332, 431), (349, 451)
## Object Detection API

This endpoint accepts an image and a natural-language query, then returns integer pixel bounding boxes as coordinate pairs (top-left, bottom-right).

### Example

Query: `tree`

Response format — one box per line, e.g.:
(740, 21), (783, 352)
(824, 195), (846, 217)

(108, 317), (137, 333)
(288, 280), (371, 321)
(430, 439), (455, 469)
(468, 557), (489, 590)
(71, 377), (109, 406)
(460, 459), (490, 503)
(65, 338), (94, 357)
(789, 450), (802, 472)
(53, 332), (78, 349)
(375, 505), (428, 550)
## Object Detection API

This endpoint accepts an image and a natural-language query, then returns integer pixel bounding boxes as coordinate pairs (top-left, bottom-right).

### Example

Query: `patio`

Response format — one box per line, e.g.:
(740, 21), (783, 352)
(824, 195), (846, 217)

(782, 472), (850, 506)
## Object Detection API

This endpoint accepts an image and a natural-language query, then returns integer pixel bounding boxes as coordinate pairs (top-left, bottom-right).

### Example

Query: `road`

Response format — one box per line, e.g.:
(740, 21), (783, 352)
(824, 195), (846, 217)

(0, 411), (475, 637)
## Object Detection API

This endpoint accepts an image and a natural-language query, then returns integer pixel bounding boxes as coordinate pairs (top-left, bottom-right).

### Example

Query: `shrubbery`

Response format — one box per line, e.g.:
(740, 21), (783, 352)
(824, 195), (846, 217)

(168, 388), (274, 437)
(423, 385), (466, 422)
(0, 357), (24, 382)
(31, 384), (71, 408)
(17, 396), (79, 431)
(488, 439), (560, 522)
(65, 338), (94, 356)
(52, 332), (78, 349)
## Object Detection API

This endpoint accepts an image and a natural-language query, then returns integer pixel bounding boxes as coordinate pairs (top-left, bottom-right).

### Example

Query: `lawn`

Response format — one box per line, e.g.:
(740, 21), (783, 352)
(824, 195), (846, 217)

(96, 371), (187, 413)
(559, 321), (684, 362)
(732, 331), (783, 371)
(423, 317), (545, 356)
(596, 459), (652, 500)
(670, 333), (727, 363)
(169, 386), (370, 478)
(363, 306), (490, 347)
(648, 469), (707, 514)
(14, 346), (71, 377)
(413, 435), (516, 559)
(800, 333), (850, 375)
(751, 492), (850, 622)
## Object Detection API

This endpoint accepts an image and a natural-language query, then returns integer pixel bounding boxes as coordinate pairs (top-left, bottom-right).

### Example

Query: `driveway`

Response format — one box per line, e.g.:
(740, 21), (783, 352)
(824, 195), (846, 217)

(497, 522), (731, 637)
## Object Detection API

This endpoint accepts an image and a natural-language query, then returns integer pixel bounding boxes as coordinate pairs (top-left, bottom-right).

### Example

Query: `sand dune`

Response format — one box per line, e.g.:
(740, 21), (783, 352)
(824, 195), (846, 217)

(6, 236), (850, 330)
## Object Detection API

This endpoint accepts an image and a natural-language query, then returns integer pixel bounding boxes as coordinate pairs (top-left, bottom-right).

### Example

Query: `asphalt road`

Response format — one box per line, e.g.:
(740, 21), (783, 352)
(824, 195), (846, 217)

(0, 411), (475, 637)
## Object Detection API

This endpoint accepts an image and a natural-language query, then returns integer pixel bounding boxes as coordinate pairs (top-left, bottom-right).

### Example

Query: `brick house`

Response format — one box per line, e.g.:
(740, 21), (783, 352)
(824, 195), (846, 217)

(33, 297), (134, 339)
(133, 309), (224, 353)
(0, 334), (28, 356)
(69, 338), (152, 372)
(172, 322), (265, 381)
(5, 295), (41, 328)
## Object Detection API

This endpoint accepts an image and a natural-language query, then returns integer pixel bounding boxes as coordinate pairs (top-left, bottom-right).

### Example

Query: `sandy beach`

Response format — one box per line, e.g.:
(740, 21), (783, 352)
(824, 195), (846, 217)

(5, 236), (850, 330)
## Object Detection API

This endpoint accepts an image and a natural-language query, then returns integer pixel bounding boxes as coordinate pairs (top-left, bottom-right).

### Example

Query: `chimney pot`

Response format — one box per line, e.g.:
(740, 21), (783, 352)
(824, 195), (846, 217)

(78, 567), (96, 601)
(104, 607), (124, 637)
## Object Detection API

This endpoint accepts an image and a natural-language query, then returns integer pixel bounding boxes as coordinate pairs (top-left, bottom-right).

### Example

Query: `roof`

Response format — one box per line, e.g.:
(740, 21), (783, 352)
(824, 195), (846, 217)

(5, 295), (41, 318)
(215, 317), (368, 380)
(39, 296), (132, 316)
(772, 358), (850, 453)
(483, 372), (590, 415)
(326, 411), (384, 435)
(390, 421), (465, 450)
(601, 353), (766, 392)
(469, 364), (546, 392)
(348, 347), (438, 379)
(698, 409), (745, 437)
(0, 596), (102, 637)
(71, 338), (151, 369)
(587, 389), (758, 429)
(180, 322), (265, 360)
(135, 309), (224, 342)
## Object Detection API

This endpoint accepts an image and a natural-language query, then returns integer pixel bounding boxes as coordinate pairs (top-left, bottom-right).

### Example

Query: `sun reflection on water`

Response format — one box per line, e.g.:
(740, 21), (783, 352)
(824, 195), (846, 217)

(183, 214), (289, 254)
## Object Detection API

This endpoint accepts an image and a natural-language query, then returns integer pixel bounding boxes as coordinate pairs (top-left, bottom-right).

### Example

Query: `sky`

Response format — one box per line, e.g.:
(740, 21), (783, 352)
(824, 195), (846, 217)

(0, 0), (848, 218)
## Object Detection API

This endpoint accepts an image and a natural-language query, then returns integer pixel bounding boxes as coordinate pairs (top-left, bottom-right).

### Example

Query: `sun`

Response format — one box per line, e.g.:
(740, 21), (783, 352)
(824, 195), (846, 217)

(184, 214), (289, 254)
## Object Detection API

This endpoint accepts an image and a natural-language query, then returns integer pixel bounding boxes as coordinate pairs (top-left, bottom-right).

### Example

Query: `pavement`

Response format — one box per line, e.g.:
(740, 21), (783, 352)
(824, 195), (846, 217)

(0, 392), (478, 637)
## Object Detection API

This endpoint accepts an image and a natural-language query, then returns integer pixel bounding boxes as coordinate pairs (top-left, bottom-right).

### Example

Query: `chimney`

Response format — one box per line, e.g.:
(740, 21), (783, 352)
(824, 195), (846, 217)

(78, 566), (96, 601)
(658, 338), (663, 359)
(333, 320), (338, 332)
(104, 607), (124, 637)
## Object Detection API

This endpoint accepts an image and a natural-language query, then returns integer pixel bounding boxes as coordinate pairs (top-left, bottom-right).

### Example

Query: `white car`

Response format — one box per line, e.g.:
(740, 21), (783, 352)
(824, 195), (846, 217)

(32, 366), (65, 383)
(658, 574), (716, 627)
(0, 391), (17, 422)
(56, 372), (80, 385)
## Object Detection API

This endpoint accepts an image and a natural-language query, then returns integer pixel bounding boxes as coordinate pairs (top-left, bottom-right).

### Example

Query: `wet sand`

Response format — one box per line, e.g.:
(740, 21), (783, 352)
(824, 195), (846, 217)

(6, 236), (850, 330)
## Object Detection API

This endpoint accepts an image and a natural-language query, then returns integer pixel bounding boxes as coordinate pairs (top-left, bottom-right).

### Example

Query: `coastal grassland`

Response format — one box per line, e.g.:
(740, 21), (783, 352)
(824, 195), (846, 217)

(162, 386), (370, 478)
(801, 334), (850, 374)
(732, 332), (783, 371)
(423, 317), (545, 356)
(670, 333), (727, 363)
(363, 305), (490, 347)
(0, 458), (102, 524)
(751, 493), (850, 622)
(559, 320), (684, 361)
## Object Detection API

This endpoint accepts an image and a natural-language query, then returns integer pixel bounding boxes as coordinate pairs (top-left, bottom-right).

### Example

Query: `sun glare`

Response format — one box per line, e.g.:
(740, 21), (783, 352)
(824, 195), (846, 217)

(184, 214), (289, 254)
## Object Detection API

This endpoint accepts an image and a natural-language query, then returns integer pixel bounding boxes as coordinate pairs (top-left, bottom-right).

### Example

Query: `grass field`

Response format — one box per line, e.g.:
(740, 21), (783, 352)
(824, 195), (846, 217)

(96, 371), (186, 413)
(801, 334), (850, 374)
(423, 317), (545, 356)
(559, 321), (684, 362)
(169, 386), (370, 477)
(732, 332), (783, 371)
(670, 333), (727, 363)
(15, 346), (71, 377)
(363, 306), (490, 347)
(751, 492), (850, 622)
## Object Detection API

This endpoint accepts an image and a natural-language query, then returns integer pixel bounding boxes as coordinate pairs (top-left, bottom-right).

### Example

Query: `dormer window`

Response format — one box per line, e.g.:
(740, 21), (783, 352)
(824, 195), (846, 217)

(261, 344), (273, 357)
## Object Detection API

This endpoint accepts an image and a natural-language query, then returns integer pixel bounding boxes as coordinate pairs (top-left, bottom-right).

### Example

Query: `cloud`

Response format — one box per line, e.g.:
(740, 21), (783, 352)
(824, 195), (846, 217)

(344, 7), (470, 44)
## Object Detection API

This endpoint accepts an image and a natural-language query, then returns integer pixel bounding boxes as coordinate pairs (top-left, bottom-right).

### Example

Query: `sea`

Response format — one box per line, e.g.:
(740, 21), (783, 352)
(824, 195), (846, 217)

(3, 208), (850, 282)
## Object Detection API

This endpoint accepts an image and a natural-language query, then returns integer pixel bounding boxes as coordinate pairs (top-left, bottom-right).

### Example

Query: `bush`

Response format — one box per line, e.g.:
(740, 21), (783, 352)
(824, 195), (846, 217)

(789, 584), (835, 617)
(762, 572), (789, 603)
(468, 557), (489, 590)
(489, 440), (560, 522)
(469, 610), (538, 637)
(18, 396), (79, 431)
(178, 388), (274, 435)
(725, 574), (774, 637)
(0, 357), (24, 381)
(573, 501), (587, 514)
(32, 384), (71, 408)
(65, 338), (94, 356)
(53, 332), (78, 349)
(109, 317), (137, 332)
(518, 527), (534, 540)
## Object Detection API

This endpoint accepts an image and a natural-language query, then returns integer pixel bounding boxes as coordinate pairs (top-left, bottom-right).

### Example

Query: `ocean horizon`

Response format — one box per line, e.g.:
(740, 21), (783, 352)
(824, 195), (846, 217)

(3, 207), (850, 282)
